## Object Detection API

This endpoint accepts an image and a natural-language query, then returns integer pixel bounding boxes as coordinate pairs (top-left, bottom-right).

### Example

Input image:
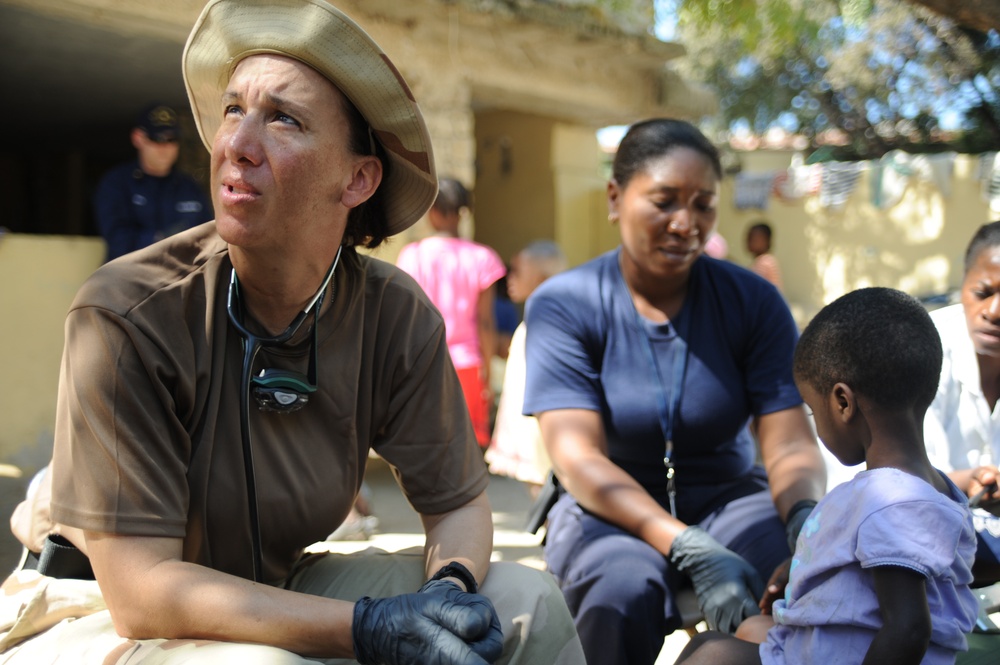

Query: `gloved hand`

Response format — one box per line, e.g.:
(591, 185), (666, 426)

(669, 526), (765, 634)
(784, 500), (817, 553)
(417, 579), (503, 661)
(353, 579), (504, 665)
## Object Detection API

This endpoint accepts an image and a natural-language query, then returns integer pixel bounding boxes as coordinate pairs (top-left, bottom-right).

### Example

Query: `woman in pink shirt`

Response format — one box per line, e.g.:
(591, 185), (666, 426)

(397, 178), (506, 447)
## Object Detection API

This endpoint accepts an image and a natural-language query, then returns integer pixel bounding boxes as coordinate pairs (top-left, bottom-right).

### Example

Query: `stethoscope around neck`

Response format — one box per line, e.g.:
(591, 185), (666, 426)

(226, 246), (342, 582)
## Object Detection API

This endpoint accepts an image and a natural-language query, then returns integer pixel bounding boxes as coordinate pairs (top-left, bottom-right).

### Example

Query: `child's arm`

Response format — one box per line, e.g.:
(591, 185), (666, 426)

(861, 566), (931, 665)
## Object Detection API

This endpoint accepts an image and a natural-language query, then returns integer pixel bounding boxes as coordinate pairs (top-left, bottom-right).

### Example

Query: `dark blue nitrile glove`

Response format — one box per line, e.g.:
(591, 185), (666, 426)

(669, 526), (765, 634)
(784, 500), (817, 554)
(417, 579), (503, 662)
(352, 580), (503, 665)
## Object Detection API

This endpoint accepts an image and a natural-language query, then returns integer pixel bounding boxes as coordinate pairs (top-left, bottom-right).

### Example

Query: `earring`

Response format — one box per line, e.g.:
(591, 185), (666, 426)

(608, 213), (618, 224)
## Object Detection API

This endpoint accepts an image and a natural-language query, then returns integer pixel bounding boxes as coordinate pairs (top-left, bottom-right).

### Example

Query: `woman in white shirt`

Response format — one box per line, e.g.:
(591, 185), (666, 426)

(924, 221), (1000, 584)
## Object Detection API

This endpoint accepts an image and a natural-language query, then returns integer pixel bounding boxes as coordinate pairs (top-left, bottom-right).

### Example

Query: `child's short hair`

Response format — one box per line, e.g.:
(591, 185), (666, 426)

(794, 287), (942, 413)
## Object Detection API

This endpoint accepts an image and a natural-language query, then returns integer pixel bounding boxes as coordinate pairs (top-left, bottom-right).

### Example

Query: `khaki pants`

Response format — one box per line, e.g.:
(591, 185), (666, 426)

(0, 548), (583, 664)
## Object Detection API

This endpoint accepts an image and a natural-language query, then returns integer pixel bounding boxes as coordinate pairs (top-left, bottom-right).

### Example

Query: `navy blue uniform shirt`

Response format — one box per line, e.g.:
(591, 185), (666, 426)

(94, 160), (212, 262)
(523, 249), (802, 522)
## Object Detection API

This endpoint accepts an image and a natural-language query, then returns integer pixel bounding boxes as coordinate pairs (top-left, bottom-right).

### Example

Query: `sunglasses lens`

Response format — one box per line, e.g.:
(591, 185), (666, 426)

(252, 385), (308, 412)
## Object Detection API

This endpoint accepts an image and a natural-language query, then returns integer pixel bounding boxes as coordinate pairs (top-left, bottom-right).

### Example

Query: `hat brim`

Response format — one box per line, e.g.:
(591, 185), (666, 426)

(182, 0), (437, 236)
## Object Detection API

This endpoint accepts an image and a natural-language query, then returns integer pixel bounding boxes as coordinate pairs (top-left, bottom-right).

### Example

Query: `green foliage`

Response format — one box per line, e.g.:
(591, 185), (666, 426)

(678, 0), (823, 53)
(840, 0), (872, 28)
(670, 0), (1000, 158)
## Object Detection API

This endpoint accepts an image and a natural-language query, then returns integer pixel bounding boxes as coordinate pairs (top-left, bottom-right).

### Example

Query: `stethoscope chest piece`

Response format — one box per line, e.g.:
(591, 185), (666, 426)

(251, 368), (317, 412)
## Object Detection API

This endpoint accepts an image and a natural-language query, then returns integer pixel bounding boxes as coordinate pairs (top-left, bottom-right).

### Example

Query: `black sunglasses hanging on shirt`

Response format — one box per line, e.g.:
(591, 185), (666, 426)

(227, 247), (341, 412)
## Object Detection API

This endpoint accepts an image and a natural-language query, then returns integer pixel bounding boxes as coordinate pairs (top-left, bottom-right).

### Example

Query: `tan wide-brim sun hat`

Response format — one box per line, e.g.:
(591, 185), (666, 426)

(182, 0), (437, 236)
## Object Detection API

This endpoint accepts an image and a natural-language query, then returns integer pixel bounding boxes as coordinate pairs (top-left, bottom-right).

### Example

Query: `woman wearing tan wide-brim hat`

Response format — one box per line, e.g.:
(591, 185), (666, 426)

(0, 1), (583, 663)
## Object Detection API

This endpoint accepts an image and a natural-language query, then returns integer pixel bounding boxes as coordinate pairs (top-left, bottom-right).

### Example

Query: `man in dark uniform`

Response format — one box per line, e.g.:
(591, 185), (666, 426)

(93, 103), (212, 262)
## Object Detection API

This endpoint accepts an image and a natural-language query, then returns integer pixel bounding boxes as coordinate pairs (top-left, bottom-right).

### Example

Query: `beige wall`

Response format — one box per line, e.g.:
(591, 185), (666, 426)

(714, 151), (988, 327)
(0, 234), (103, 466)
(380, 111), (611, 269)
(472, 112), (612, 267)
(552, 124), (616, 267)
(474, 111), (557, 264)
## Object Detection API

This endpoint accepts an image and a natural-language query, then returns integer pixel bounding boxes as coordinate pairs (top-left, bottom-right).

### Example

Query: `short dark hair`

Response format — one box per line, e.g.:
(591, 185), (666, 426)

(964, 221), (1000, 274)
(519, 240), (567, 278)
(747, 222), (772, 241)
(341, 96), (391, 249)
(432, 177), (472, 218)
(794, 287), (942, 413)
(612, 118), (722, 189)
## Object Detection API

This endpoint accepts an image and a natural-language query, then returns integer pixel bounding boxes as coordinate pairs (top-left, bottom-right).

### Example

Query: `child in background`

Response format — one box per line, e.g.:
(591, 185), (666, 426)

(675, 287), (980, 665)
(485, 240), (566, 498)
(746, 221), (783, 292)
(396, 178), (506, 447)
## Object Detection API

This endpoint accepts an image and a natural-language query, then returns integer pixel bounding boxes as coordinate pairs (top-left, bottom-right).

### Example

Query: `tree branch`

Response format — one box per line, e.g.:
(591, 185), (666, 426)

(904, 0), (1000, 32)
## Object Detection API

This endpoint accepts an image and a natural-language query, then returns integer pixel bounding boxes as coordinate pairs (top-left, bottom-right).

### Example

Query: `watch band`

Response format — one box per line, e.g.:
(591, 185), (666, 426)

(430, 561), (478, 594)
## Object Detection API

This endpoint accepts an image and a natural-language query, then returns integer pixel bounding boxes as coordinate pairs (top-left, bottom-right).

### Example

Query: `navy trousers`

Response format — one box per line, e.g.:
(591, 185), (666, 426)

(544, 489), (790, 665)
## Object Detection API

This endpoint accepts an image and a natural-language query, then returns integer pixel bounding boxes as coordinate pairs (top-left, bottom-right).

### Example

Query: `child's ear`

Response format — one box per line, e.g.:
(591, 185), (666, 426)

(831, 382), (855, 422)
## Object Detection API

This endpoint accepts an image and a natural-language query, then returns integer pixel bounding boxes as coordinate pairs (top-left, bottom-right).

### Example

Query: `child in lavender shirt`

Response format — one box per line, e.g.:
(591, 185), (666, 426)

(675, 287), (980, 665)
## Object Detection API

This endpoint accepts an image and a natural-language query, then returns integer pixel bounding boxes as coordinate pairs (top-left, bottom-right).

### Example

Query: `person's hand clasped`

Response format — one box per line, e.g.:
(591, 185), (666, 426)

(969, 466), (1000, 516)
(669, 525), (765, 634)
(970, 466), (998, 498)
(352, 578), (503, 665)
(759, 557), (792, 615)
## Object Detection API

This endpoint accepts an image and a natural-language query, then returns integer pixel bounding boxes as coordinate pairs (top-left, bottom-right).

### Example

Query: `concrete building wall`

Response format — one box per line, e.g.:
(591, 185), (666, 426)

(1, 0), (705, 260)
(0, 234), (104, 469)
(474, 111), (558, 265)
(551, 124), (615, 267)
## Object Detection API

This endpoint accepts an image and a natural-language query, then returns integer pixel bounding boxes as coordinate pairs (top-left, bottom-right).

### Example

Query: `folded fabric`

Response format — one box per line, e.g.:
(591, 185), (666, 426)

(734, 171), (777, 210)
(982, 153), (1000, 214)
(0, 569), (106, 652)
(772, 153), (821, 202)
(871, 151), (957, 209)
(819, 161), (866, 209)
(870, 152), (910, 210)
(924, 152), (956, 197)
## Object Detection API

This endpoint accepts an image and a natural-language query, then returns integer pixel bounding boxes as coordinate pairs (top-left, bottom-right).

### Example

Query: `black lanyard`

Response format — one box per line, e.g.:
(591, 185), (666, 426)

(623, 274), (692, 518)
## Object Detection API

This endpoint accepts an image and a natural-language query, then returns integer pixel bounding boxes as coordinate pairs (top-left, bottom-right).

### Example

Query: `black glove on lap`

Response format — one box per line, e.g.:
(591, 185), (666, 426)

(353, 579), (503, 665)
(669, 525), (765, 634)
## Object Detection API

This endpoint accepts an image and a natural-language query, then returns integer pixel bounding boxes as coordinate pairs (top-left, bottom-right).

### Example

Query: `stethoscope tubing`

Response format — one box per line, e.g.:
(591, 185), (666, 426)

(238, 339), (266, 581)
(227, 247), (342, 583)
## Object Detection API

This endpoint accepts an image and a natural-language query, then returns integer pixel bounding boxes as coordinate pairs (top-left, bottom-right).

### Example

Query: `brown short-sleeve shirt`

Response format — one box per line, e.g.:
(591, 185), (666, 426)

(50, 223), (488, 583)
